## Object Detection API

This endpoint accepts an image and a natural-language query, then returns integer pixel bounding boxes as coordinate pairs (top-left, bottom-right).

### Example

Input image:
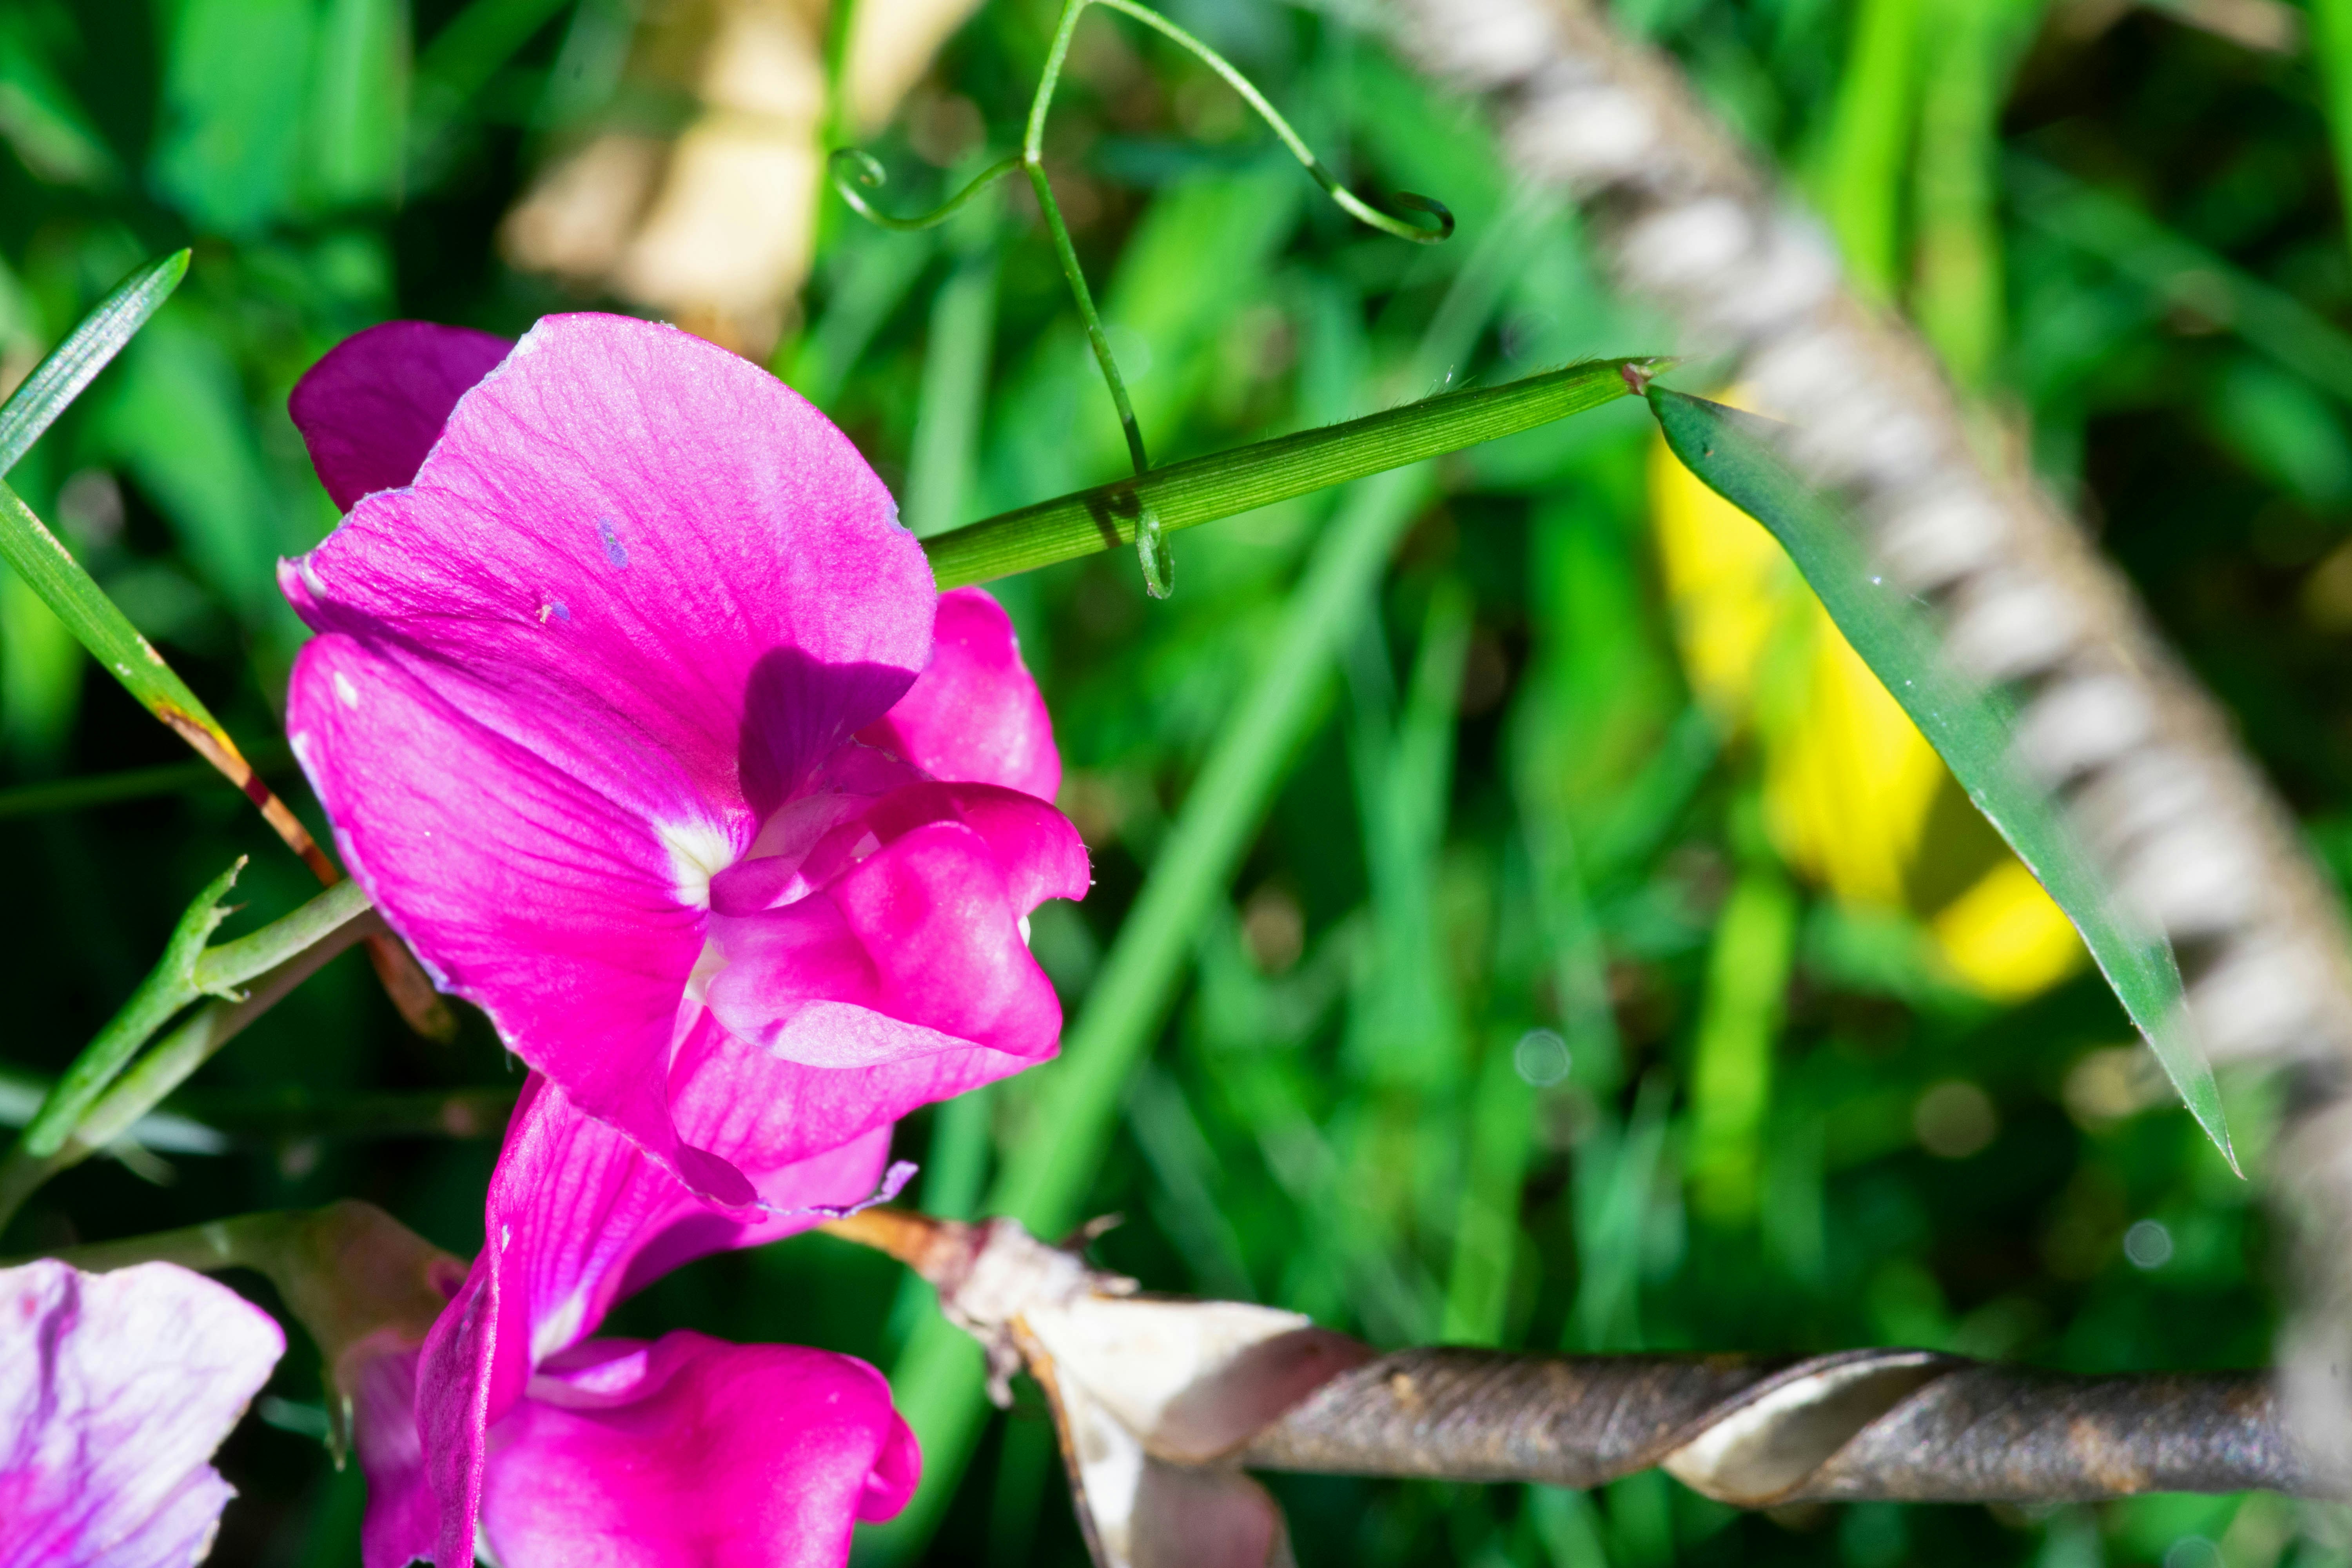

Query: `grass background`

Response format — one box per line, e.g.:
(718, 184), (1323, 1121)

(1, 0), (2346, 1563)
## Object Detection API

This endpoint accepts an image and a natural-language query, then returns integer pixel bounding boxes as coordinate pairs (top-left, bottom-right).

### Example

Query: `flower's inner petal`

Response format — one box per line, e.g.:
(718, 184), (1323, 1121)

(479, 1333), (917, 1568)
(663, 1008), (1031, 1174)
(859, 585), (1062, 802)
(706, 819), (1065, 1068)
(289, 319), (514, 512)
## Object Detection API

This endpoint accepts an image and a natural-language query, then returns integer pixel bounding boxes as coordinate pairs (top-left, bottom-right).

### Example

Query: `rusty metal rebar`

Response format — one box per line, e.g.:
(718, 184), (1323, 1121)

(1243, 1347), (2331, 1504)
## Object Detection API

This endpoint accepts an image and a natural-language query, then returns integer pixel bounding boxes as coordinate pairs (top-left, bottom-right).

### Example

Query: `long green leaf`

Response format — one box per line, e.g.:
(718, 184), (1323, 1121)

(919, 358), (1646, 587)
(0, 480), (230, 741)
(1646, 387), (2232, 1168)
(0, 251), (189, 477)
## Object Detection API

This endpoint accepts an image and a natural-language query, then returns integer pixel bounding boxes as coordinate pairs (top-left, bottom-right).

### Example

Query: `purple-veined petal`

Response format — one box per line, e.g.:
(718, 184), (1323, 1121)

(290, 321), (514, 511)
(414, 1074), (894, 1567)
(477, 1334), (917, 1568)
(282, 312), (935, 1199)
(0, 1260), (283, 1568)
(858, 587), (1061, 802)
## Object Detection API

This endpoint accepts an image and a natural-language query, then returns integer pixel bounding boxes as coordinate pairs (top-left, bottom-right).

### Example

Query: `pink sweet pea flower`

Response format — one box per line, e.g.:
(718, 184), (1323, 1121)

(355, 1072), (917, 1568)
(2, 1259), (284, 1567)
(282, 313), (1087, 1207)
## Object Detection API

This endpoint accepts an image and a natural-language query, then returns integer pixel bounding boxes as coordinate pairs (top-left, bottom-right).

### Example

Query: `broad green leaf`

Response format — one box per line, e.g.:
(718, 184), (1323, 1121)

(923, 357), (1646, 588)
(1646, 387), (2234, 1169)
(0, 250), (188, 478)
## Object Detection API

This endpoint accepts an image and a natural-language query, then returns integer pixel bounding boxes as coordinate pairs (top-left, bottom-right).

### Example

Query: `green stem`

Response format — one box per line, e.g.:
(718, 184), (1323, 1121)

(15, 862), (245, 1160)
(0, 886), (379, 1232)
(919, 357), (1646, 587)
(1027, 162), (1151, 481)
(828, 151), (1022, 232)
(32, 1212), (284, 1275)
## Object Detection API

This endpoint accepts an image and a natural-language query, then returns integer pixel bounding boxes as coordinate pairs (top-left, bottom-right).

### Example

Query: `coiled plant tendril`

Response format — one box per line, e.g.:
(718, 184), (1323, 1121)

(828, 0), (1454, 599)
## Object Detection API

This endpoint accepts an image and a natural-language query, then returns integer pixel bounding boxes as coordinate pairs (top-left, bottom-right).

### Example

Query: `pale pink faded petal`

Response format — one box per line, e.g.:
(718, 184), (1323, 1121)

(354, 1348), (437, 1568)
(290, 321), (514, 510)
(0, 1260), (283, 1568)
(706, 820), (1065, 1067)
(415, 1074), (893, 1566)
(858, 587), (1061, 801)
(282, 313), (935, 1199)
(477, 1334), (918, 1568)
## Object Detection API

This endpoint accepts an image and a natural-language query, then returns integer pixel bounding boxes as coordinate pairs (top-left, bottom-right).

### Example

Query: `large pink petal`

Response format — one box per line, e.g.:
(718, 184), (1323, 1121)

(0, 1261), (283, 1568)
(858, 586), (1061, 801)
(706, 819), (1067, 1067)
(284, 312), (933, 814)
(290, 321), (514, 510)
(283, 633), (730, 1201)
(478, 1334), (917, 1568)
(414, 1075), (893, 1567)
(282, 313), (937, 1196)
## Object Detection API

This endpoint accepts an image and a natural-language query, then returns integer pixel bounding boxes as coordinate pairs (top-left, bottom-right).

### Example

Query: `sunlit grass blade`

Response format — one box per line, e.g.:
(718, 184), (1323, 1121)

(0, 477), (332, 871)
(872, 464), (1437, 1561)
(921, 358), (1648, 588)
(0, 251), (189, 477)
(1645, 387), (2232, 1168)
(0, 317), (451, 1038)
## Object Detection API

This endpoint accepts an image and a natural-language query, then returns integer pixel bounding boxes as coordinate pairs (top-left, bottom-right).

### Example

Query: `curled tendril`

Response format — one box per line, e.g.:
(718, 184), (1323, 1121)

(827, 0), (1452, 599)
(825, 149), (1022, 232)
(1090, 0), (1454, 246)
(1315, 175), (1456, 245)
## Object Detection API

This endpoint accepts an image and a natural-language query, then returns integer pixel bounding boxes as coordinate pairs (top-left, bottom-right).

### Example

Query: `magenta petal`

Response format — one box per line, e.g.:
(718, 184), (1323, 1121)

(282, 312), (938, 1198)
(0, 1260), (283, 1568)
(285, 312), (932, 814)
(860, 782), (1091, 913)
(354, 1348), (437, 1568)
(707, 819), (1065, 1067)
(414, 1074), (893, 1566)
(283, 633), (731, 1201)
(290, 321), (514, 510)
(477, 1334), (918, 1568)
(858, 586), (1061, 801)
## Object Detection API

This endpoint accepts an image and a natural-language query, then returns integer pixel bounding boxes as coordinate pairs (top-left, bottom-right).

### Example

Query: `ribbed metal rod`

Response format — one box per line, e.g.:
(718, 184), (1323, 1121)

(1239, 1347), (2335, 1504)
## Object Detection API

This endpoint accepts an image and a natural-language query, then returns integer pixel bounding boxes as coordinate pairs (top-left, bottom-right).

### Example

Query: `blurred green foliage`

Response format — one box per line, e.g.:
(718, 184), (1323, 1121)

(0, 0), (2347, 1565)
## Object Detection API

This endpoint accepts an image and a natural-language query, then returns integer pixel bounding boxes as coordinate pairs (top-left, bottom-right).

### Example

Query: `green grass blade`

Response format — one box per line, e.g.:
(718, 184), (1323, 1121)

(869, 463), (1436, 1561)
(0, 251), (189, 477)
(1646, 387), (2232, 1168)
(2316, 0), (2352, 273)
(920, 358), (1646, 588)
(0, 479), (230, 743)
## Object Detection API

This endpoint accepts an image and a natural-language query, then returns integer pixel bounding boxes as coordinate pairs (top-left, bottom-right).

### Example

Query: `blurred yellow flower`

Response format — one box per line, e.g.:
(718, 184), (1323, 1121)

(1649, 395), (2082, 1000)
